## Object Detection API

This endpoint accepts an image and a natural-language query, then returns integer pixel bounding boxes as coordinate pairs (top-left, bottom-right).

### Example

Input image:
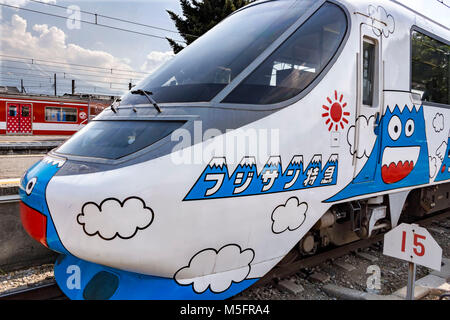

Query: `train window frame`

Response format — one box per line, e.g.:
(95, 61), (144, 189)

(410, 26), (450, 108)
(121, 0), (319, 106)
(361, 37), (378, 107)
(210, 0), (350, 109)
(51, 115), (193, 166)
(221, 1), (349, 106)
(54, 119), (187, 160)
(45, 106), (78, 123)
(21, 106), (30, 118)
(8, 105), (18, 117)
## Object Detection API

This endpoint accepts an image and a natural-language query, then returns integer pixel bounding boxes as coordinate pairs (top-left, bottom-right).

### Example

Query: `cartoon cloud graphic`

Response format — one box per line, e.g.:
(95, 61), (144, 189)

(368, 5), (395, 38)
(174, 244), (254, 294)
(77, 197), (154, 240)
(436, 141), (448, 161)
(435, 135), (450, 182)
(347, 115), (377, 159)
(429, 156), (437, 179)
(433, 113), (444, 133)
(271, 197), (307, 234)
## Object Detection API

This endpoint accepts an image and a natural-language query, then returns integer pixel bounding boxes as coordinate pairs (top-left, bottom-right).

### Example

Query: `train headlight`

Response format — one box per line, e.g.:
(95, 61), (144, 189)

(25, 177), (38, 196)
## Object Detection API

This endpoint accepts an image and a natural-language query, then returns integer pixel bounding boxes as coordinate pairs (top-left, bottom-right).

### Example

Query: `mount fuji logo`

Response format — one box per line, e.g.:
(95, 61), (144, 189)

(184, 154), (338, 201)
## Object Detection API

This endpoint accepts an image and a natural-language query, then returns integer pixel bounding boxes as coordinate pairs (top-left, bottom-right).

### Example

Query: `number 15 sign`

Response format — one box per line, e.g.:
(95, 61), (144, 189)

(383, 223), (442, 271)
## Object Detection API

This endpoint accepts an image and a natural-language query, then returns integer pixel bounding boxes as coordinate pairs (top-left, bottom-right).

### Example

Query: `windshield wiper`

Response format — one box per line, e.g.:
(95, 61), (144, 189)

(110, 98), (121, 114)
(131, 89), (162, 113)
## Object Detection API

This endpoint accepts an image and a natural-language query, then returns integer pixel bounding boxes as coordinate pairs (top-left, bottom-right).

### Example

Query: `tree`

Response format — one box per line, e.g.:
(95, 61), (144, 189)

(167, 0), (253, 54)
(411, 31), (449, 104)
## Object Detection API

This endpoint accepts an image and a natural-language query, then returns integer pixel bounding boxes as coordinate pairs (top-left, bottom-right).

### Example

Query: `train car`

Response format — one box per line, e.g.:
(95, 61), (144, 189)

(0, 92), (113, 135)
(19, 0), (449, 299)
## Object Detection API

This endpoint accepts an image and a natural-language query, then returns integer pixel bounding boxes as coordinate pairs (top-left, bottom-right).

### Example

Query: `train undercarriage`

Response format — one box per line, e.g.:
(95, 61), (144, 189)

(284, 183), (450, 262)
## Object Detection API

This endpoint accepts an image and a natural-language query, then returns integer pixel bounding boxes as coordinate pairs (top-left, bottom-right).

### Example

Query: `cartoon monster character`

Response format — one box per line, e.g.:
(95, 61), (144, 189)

(327, 105), (429, 202)
(20, 155), (70, 254)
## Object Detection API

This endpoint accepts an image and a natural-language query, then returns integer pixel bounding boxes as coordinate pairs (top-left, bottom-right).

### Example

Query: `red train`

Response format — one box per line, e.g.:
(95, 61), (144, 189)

(0, 91), (114, 135)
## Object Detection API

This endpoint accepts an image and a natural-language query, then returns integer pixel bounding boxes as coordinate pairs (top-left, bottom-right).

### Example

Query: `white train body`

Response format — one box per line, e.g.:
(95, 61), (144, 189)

(19, 0), (450, 299)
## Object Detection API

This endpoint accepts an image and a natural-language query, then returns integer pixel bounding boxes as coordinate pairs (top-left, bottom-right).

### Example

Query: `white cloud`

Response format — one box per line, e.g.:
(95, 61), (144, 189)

(0, 14), (133, 71)
(271, 197), (307, 234)
(140, 50), (174, 74)
(174, 244), (254, 293)
(0, 0), (55, 4)
(429, 156), (437, 179)
(0, 14), (138, 91)
(0, 14), (175, 94)
(0, 0), (56, 18)
(347, 115), (377, 159)
(433, 113), (444, 133)
(368, 5), (395, 38)
(436, 141), (448, 161)
(77, 197), (154, 240)
(0, 0), (30, 7)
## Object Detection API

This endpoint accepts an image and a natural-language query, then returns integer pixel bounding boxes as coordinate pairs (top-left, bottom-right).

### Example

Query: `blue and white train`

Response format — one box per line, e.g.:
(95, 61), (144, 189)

(19, 0), (450, 299)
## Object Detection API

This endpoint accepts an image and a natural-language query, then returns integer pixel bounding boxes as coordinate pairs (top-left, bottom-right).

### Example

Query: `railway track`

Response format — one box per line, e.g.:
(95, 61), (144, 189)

(0, 205), (448, 300)
(256, 210), (450, 287)
(0, 282), (64, 300)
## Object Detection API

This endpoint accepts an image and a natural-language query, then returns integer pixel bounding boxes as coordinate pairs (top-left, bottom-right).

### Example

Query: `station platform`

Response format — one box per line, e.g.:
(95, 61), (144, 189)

(0, 178), (20, 186)
(0, 135), (70, 155)
(0, 135), (71, 143)
(0, 155), (44, 180)
(0, 180), (20, 197)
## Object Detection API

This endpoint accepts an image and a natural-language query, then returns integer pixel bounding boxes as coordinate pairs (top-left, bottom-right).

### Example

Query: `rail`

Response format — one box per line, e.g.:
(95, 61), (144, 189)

(0, 282), (64, 300)
(0, 194), (20, 204)
(0, 201), (448, 300)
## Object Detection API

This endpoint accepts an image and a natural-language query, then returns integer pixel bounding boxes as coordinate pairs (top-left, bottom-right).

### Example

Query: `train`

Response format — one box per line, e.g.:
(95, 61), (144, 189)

(0, 90), (113, 135)
(19, 0), (450, 299)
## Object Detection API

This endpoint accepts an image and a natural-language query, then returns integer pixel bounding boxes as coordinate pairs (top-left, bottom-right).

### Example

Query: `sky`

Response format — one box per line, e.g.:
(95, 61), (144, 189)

(0, 0), (183, 95)
(0, 0), (449, 96)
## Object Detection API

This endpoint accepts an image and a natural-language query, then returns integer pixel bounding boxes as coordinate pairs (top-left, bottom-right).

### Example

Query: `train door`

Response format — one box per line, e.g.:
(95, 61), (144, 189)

(6, 103), (19, 134)
(6, 103), (32, 134)
(352, 24), (383, 182)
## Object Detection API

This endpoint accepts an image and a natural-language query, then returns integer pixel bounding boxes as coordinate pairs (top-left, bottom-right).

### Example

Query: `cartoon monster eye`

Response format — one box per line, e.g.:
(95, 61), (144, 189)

(405, 119), (415, 137)
(25, 177), (37, 196)
(388, 115), (402, 141)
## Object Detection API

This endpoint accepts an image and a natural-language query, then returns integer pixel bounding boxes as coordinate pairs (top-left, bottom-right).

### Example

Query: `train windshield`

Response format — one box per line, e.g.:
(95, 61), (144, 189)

(56, 120), (185, 160)
(121, 0), (315, 105)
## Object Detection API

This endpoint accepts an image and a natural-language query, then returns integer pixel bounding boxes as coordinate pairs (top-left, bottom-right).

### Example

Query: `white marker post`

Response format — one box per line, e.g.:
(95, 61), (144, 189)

(383, 223), (442, 300)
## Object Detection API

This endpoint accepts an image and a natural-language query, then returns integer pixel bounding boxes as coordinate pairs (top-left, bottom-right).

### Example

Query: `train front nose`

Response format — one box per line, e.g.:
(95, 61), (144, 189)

(19, 155), (68, 254)
(20, 200), (48, 247)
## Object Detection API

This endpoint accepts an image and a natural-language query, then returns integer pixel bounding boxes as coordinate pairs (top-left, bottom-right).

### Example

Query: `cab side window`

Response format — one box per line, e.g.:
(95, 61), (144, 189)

(411, 30), (450, 105)
(223, 3), (347, 105)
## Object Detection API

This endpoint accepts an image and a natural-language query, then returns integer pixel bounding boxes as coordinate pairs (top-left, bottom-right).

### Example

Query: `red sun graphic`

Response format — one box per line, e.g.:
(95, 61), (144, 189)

(322, 91), (350, 132)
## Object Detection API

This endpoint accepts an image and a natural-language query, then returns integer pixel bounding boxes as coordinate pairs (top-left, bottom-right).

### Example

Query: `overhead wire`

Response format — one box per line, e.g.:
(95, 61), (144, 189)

(0, 72), (135, 86)
(1, 66), (144, 82)
(436, 0), (450, 9)
(0, 2), (187, 43)
(28, 0), (198, 39)
(0, 55), (150, 75)
(0, 63), (139, 78)
(0, 1), (183, 95)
